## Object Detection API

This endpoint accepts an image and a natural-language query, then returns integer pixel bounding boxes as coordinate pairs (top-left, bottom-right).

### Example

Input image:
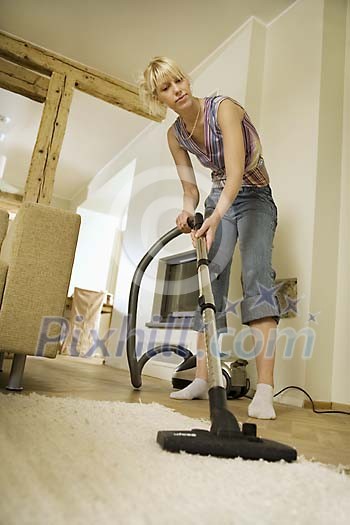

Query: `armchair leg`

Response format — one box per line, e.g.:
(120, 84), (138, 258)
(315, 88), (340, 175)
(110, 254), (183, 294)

(0, 352), (4, 372)
(6, 354), (27, 391)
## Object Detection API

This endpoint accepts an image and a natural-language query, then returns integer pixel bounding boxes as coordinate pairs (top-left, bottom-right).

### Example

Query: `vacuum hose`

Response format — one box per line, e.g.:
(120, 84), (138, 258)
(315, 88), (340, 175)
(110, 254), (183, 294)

(126, 227), (193, 388)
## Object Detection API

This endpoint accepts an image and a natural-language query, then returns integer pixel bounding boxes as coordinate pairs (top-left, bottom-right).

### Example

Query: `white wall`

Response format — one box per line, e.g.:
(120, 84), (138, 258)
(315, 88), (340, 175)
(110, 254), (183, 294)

(306, 0), (347, 402)
(259, 0), (324, 403)
(259, 0), (348, 404)
(332, 0), (350, 405)
(68, 208), (120, 296)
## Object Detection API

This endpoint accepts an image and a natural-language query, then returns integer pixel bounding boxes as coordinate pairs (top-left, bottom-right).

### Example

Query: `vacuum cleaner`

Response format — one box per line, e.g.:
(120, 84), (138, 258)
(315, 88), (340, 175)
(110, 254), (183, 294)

(126, 226), (247, 398)
(157, 213), (298, 462)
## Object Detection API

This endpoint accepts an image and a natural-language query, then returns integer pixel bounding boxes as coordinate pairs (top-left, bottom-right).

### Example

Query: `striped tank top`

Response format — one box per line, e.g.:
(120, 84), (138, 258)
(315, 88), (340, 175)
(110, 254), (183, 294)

(172, 95), (270, 188)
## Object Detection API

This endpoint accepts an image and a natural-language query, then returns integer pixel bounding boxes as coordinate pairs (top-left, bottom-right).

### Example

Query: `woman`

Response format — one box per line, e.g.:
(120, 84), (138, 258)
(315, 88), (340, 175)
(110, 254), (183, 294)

(139, 57), (281, 419)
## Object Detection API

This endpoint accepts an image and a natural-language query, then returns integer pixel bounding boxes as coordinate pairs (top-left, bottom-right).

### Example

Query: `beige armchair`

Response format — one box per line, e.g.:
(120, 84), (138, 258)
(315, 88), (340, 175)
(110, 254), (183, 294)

(0, 203), (81, 390)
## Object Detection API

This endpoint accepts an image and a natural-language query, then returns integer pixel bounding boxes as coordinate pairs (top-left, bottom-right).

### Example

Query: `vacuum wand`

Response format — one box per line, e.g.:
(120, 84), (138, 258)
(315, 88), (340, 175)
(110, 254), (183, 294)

(190, 214), (225, 391)
(188, 213), (241, 435)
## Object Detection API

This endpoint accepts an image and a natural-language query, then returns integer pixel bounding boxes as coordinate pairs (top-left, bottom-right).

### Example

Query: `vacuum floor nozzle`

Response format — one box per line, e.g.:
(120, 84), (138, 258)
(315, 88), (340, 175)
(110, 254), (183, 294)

(157, 428), (297, 462)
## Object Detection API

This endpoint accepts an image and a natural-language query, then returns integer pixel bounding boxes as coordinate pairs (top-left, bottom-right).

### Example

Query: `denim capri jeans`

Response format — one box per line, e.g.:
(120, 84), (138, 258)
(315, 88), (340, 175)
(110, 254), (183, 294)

(192, 184), (281, 332)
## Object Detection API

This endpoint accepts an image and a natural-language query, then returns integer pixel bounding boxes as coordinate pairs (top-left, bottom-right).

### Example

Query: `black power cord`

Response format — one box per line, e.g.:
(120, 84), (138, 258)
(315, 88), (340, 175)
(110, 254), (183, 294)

(245, 385), (350, 415)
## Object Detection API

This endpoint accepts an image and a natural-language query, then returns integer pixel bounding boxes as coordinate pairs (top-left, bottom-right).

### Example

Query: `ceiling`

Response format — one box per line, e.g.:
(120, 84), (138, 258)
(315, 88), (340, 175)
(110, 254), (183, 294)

(0, 0), (296, 204)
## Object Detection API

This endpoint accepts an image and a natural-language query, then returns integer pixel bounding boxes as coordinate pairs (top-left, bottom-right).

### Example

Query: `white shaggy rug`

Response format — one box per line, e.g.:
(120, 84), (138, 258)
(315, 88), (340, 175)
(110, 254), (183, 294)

(0, 393), (349, 525)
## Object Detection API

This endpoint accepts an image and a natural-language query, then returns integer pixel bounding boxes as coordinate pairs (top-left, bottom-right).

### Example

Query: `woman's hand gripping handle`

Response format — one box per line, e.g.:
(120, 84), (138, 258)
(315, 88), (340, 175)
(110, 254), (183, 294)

(187, 212), (217, 252)
(187, 213), (207, 252)
(187, 212), (203, 232)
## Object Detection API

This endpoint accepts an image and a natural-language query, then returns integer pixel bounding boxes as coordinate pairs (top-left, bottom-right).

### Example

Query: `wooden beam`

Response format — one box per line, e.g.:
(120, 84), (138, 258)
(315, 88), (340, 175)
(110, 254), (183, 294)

(0, 30), (165, 122)
(24, 72), (75, 204)
(0, 57), (49, 103)
(0, 190), (23, 213)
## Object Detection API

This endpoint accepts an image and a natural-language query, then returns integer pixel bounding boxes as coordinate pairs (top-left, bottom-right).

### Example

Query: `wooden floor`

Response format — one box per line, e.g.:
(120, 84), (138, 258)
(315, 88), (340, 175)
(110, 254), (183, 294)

(1, 355), (349, 470)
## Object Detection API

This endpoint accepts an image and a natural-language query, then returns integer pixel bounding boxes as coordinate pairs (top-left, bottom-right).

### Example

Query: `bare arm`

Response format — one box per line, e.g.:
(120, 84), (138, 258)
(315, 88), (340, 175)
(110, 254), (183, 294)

(167, 126), (199, 232)
(196, 99), (245, 249)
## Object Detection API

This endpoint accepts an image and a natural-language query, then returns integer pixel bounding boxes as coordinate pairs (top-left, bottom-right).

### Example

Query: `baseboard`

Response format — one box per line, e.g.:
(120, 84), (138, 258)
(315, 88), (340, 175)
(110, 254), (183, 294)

(275, 395), (350, 411)
(332, 402), (350, 412)
(303, 400), (350, 411)
(303, 400), (332, 410)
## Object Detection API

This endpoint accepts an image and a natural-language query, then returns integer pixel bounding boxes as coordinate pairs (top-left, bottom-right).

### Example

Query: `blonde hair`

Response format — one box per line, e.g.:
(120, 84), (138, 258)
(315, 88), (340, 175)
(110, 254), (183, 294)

(138, 56), (189, 115)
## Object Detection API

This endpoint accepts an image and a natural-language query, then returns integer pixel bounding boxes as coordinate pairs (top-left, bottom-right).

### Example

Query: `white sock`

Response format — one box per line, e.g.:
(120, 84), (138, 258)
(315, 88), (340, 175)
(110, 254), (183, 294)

(248, 383), (276, 419)
(170, 378), (209, 400)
